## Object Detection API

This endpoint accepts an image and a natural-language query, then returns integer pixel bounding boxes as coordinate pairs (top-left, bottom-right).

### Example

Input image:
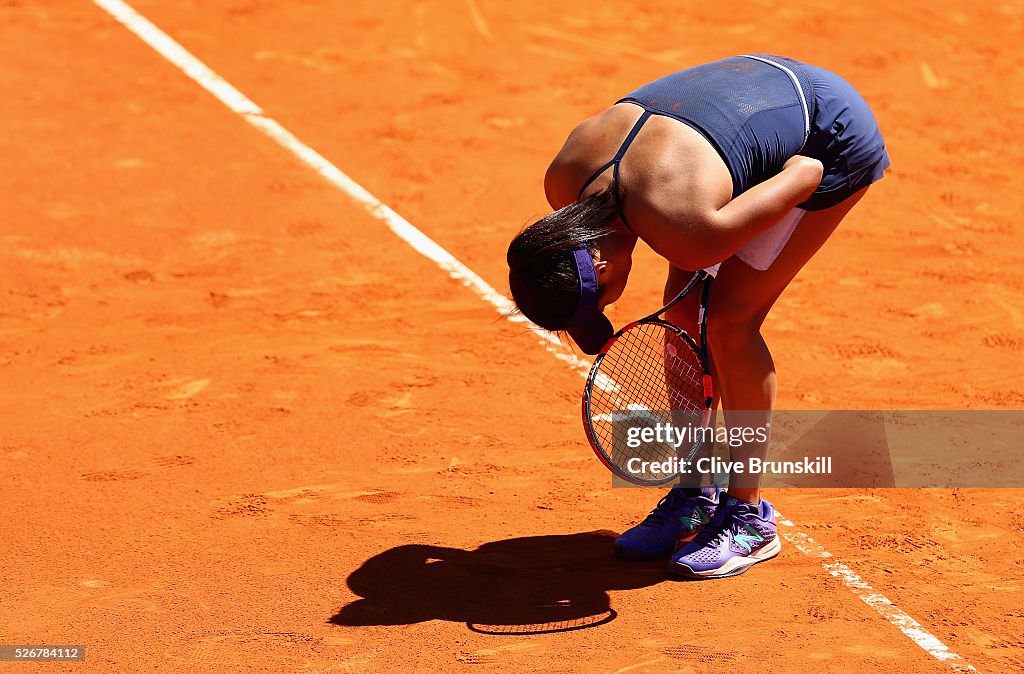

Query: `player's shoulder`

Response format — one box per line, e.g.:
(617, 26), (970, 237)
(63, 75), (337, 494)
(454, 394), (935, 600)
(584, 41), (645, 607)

(544, 106), (635, 208)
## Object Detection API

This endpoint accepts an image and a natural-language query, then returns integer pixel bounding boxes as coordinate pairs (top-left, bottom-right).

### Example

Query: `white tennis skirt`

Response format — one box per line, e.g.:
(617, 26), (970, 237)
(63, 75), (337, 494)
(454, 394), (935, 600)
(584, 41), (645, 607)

(704, 207), (806, 275)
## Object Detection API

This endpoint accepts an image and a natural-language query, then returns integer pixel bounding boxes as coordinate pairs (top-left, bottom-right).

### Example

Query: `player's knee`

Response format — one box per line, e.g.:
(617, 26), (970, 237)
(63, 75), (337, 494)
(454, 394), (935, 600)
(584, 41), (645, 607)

(664, 304), (699, 337)
(706, 305), (761, 351)
(663, 285), (701, 335)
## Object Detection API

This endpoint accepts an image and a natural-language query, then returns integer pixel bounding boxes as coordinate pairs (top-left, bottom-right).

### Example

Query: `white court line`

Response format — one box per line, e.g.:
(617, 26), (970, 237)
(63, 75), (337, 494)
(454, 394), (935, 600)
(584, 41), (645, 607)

(777, 516), (976, 672)
(90, 1), (977, 670)
(91, 0), (590, 379)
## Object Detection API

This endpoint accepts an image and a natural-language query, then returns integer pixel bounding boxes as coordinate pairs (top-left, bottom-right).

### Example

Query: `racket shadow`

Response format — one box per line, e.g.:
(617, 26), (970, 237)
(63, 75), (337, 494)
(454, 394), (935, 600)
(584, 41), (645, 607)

(330, 531), (667, 634)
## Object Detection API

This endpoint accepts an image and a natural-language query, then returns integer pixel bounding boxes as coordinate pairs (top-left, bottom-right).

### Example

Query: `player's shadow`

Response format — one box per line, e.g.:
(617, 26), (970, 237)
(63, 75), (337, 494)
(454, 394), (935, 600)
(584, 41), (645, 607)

(329, 531), (666, 634)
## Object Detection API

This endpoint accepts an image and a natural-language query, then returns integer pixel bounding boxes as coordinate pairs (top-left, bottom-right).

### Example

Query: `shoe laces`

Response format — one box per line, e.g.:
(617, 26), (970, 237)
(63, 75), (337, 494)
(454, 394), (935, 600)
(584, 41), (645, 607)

(689, 503), (740, 548)
(640, 488), (690, 526)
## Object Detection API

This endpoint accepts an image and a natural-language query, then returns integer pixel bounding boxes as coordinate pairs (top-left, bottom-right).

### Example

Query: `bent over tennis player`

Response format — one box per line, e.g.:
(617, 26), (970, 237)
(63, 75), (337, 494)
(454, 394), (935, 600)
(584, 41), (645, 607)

(506, 55), (889, 579)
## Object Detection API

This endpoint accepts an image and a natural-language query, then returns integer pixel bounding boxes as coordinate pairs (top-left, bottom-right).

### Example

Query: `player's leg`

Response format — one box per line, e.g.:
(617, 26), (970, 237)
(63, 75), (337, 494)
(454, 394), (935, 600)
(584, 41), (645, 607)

(662, 264), (722, 478)
(662, 264), (702, 337)
(708, 186), (868, 502)
(670, 187), (868, 579)
(663, 265), (722, 414)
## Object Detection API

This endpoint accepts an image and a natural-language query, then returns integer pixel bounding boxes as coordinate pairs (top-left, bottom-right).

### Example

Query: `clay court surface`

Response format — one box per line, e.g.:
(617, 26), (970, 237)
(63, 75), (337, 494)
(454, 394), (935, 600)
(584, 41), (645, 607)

(2, 1), (1023, 671)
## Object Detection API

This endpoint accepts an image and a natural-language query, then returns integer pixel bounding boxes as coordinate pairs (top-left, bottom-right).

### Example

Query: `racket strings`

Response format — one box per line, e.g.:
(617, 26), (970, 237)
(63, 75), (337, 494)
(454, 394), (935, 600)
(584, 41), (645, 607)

(587, 322), (709, 482)
(594, 324), (704, 410)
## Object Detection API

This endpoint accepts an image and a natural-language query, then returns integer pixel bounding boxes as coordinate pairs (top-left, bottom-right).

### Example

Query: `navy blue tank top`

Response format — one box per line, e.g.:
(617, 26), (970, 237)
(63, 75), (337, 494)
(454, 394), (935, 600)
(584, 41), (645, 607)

(580, 54), (818, 227)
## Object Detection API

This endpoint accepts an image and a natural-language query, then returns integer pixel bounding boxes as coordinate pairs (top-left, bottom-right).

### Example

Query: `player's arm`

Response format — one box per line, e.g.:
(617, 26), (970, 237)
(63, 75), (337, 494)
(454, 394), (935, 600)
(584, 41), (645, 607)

(543, 116), (600, 210)
(637, 156), (823, 270)
(544, 159), (574, 210)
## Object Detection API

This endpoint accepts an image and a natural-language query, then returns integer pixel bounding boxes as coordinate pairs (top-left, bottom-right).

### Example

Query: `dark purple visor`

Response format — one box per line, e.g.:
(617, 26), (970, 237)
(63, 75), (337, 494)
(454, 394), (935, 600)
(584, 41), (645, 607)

(566, 247), (614, 355)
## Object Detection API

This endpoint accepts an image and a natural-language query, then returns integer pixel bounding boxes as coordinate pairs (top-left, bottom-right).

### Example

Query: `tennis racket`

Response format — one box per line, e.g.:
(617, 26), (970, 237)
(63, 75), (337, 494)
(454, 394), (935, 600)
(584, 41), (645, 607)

(582, 268), (715, 485)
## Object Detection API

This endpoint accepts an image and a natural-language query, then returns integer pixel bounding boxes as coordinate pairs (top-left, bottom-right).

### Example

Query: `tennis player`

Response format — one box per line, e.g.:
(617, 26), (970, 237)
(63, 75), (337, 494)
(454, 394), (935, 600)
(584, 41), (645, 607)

(506, 55), (889, 578)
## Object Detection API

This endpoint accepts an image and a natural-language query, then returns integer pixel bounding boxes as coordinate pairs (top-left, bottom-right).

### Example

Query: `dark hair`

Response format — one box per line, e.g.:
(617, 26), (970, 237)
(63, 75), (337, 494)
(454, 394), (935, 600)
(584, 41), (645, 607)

(507, 188), (619, 330)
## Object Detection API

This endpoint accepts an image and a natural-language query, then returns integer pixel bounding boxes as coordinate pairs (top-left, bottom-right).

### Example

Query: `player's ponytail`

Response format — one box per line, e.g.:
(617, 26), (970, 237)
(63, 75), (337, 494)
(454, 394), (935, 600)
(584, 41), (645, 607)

(506, 188), (619, 330)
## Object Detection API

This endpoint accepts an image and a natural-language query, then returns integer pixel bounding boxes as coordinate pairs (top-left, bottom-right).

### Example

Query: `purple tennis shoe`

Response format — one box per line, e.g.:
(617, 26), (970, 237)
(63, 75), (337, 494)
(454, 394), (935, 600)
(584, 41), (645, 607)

(614, 486), (723, 560)
(669, 494), (781, 578)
